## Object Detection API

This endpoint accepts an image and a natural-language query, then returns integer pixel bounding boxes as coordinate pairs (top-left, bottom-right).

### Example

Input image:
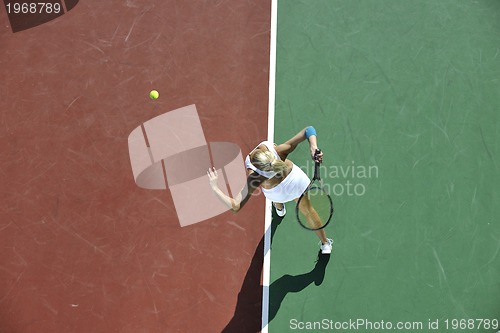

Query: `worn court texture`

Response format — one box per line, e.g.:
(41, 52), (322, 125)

(0, 1), (271, 332)
(1, 1), (499, 333)
(268, 0), (499, 332)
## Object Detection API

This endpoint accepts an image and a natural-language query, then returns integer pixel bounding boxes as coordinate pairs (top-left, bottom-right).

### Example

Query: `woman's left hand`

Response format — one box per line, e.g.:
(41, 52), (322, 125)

(207, 167), (219, 190)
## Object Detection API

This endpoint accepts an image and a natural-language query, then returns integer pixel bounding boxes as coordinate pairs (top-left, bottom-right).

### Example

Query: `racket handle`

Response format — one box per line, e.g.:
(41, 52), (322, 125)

(314, 149), (321, 180)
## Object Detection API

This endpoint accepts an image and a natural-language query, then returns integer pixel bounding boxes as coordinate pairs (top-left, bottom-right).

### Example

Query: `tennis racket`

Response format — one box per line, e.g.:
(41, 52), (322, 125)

(296, 149), (334, 231)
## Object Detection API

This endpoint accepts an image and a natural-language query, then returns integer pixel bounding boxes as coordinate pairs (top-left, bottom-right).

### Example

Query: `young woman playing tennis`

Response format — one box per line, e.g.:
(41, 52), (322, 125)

(207, 126), (333, 254)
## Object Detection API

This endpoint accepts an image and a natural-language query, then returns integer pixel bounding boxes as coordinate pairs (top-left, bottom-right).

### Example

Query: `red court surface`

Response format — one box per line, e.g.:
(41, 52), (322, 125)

(1, 1), (271, 332)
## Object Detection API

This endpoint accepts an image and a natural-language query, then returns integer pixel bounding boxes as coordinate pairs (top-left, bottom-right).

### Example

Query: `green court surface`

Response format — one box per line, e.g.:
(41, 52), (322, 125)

(269, 0), (499, 332)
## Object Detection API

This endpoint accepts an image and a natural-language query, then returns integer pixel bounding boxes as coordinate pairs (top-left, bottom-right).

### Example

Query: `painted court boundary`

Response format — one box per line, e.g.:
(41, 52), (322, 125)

(261, 0), (277, 332)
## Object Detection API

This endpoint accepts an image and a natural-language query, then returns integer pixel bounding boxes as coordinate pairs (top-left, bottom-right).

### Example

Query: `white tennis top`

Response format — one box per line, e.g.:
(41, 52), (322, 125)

(244, 141), (310, 203)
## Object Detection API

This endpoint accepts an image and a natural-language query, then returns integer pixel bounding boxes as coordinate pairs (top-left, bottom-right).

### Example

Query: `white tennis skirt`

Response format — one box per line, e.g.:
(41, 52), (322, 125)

(262, 163), (310, 203)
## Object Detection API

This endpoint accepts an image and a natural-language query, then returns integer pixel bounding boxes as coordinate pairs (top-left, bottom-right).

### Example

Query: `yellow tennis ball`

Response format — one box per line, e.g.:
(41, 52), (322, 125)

(149, 90), (159, 100)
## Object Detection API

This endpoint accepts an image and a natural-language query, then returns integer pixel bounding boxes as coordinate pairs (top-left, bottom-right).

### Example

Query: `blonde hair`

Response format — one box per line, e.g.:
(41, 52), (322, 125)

(250, 150), (288, 174)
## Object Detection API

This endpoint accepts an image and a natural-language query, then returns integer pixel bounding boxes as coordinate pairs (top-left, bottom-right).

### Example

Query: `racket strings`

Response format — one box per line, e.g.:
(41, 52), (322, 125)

(297, 186), (332, 230)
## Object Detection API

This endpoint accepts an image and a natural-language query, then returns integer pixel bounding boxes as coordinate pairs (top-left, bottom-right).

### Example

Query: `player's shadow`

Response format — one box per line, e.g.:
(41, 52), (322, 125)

(222, 209), (331, 332)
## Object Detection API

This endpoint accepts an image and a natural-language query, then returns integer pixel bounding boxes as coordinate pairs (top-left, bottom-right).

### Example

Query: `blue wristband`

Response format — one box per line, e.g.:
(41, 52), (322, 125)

(305, 126), (317, 139)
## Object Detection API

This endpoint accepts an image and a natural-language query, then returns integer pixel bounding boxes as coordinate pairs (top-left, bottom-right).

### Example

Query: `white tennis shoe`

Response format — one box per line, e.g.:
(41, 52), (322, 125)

(273, 202), (286, 217)
(320, 238), (334, 254)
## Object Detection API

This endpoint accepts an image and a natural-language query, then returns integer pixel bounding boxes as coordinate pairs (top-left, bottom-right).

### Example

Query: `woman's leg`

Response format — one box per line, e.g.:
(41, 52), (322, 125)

(295, 196), (329, 244)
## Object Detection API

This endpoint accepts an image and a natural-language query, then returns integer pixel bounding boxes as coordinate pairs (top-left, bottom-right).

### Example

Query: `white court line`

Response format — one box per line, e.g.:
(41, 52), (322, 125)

(261, 0), (277, 332)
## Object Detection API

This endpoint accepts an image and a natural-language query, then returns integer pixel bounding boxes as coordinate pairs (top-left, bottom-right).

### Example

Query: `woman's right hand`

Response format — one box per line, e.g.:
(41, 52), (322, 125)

(311, 147), (323, 163)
